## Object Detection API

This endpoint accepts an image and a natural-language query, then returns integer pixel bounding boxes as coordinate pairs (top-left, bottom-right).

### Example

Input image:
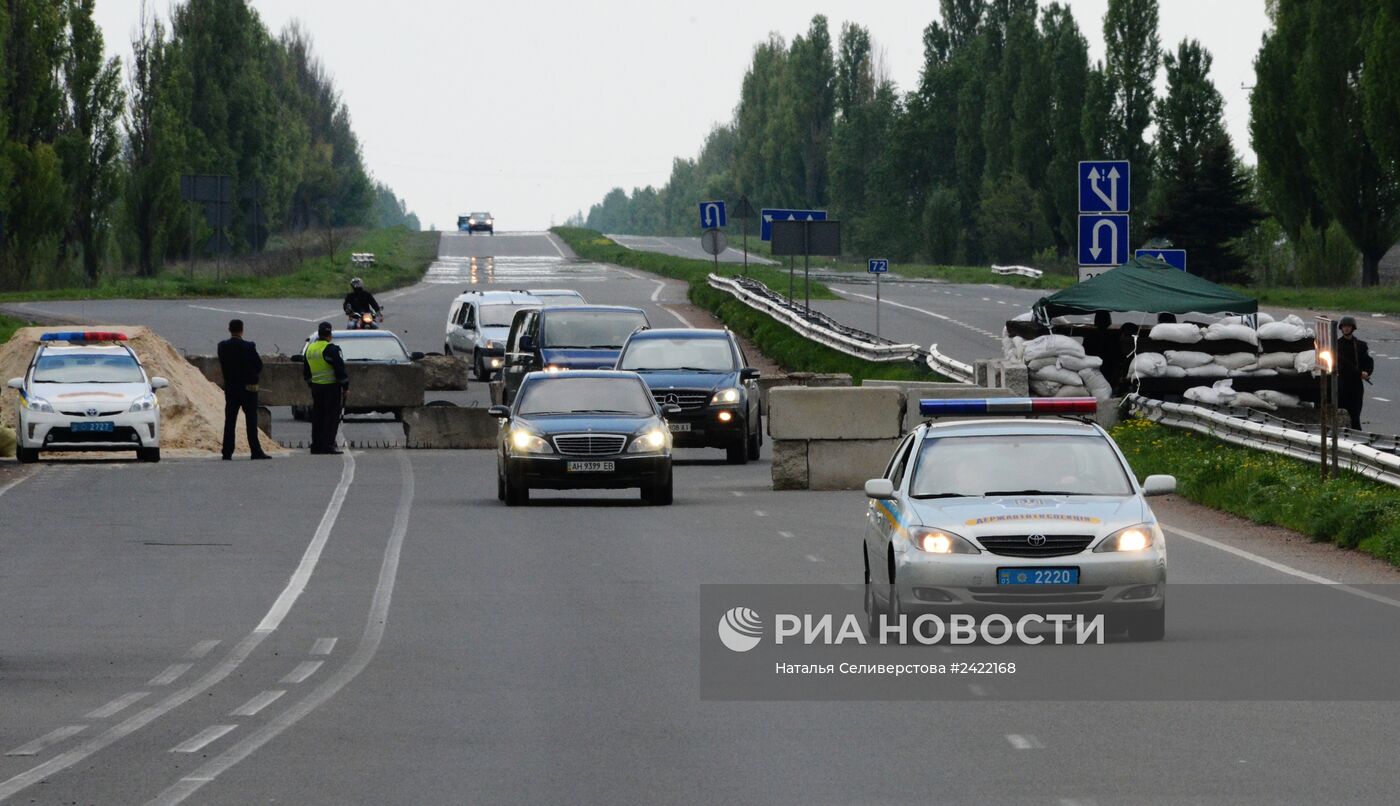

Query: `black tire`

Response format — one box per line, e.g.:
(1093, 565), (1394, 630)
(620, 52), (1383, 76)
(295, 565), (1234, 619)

(444, 342), (453, 356)
(746, 414), (761, 460)
(862, 552), (883, 639)
(504, 471), (528, 506)
(473, 350), (490, 381)
(642, 475), (673, 505)
(138, 447), (161, 463)
(16, 447), (39, 464)
(726, 440), (747, 464)
(496, 472), (506, 502)
(1123, 607), (1166, 642)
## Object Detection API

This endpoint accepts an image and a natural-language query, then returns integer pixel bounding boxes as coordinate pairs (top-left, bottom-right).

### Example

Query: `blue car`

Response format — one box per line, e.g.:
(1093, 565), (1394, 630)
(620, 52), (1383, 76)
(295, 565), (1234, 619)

(500, 305), (650, 405)
(615, 328), (762, 464)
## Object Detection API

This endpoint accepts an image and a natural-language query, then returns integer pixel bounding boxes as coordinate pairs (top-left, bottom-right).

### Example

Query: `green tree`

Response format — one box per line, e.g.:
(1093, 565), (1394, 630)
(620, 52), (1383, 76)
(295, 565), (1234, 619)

(1364, 0), (1400, 178)
(977, 171), (1051, 262)
(1102, 0), (1160, 221)
(1042, 4), (1090, 255)
(123, 5), (185, 275)
(783, 15), (835, 206)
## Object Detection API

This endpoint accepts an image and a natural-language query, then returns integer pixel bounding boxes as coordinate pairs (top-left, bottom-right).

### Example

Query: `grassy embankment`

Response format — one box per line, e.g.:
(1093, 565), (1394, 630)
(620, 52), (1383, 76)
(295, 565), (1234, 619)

(553, 227), (941, 383)
(0, 315), (24, 344)
(1112, 418), (1400, 567)
(1243, 286), (1400, 316)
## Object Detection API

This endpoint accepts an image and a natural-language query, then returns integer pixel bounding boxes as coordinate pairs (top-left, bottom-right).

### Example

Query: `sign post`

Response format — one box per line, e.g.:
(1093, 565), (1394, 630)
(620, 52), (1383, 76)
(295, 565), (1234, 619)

(1315, 316), (1337, 478)
(1077, 161), (1131, 282)
(771, 220), (842, 315)
(1135, 248), (1188, 272)
(868, 259), (890, 339)
(763, 208), (828, 306)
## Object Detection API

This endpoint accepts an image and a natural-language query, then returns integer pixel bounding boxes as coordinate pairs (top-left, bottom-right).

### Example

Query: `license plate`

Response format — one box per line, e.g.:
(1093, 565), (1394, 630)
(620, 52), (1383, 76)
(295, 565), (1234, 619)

(997, 567), (1079, 585)
(667, 422), (691, 433)
(71, 421), (114, 433)
(566, 461), (615, 473)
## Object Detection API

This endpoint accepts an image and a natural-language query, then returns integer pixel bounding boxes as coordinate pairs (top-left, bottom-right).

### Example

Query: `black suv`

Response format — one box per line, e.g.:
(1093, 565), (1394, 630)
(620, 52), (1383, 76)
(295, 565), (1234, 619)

(615, 328), (761, 464)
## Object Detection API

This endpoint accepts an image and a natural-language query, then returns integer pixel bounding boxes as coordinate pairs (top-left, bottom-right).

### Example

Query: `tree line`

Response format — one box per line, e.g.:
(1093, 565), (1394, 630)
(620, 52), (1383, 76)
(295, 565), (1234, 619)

(580, 0), (1398, 287)
(0, 0), (418, 290)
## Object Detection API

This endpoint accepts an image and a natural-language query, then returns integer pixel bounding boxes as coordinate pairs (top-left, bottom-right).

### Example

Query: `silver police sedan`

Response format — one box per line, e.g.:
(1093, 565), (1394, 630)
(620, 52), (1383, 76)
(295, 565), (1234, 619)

(862, 398), (1175, 641)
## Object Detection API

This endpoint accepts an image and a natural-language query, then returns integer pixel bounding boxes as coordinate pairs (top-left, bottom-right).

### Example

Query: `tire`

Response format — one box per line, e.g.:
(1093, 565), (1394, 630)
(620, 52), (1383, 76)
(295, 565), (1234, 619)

(138, 447), (161, 463)
(497, 472), (506, 502)
(862, 553), (883, 639)
(473, 350), (490, 381)
(746, 414), (761, 460)
(444, 342), (453, 356)
(642, 475), (673, 505)
(726, 440), (747, 464)
(16, 447), (39, 464)
(1123, 607), (1166, 642)
(504, 470), (528, 506)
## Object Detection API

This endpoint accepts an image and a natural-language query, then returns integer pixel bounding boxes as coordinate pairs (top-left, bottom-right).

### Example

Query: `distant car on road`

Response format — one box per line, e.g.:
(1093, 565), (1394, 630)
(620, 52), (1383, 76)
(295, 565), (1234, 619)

(458, 212), (494, 235)
(7, 331), (168, 463)
(500, 305), (650, 405)
(294, 330), (423, 421)
(445, 290), (542, 380)
(615, 328), (761, 464)
(526, 288), (588, 307)
(490, 370), (678, 506)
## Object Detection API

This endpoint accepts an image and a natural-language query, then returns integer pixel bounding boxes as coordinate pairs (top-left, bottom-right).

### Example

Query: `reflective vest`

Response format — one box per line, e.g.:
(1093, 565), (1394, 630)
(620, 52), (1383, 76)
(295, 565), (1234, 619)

(304, 340), (336, 384)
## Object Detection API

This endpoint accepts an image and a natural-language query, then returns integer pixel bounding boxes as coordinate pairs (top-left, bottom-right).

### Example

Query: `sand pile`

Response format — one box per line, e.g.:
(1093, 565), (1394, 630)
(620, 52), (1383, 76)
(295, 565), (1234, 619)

(1, 326), (284, 456)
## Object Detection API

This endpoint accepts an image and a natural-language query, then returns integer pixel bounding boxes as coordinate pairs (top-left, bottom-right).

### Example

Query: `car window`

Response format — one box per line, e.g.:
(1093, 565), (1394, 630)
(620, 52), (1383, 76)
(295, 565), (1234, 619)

(481, 303), (535, 328)
(542, 311), (649, 349)
(908, 434), (1134, 498)
(508, 311), (534, 353)
(33, 353), (144, 384)
(617, 338), (736, 371)
(335, 337), (410, 363)
(461, 304), (475, 328)
(516, 377), (654, 416)
(886, 434), (916, 489)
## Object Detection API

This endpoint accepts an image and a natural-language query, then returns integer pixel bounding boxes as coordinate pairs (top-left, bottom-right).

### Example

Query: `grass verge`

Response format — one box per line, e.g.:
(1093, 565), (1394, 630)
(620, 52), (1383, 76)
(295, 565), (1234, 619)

(1112, 418), (1400, 567)
(815, 258), (1077, 290)
(0, 314), (25, 345)
(1242, 285), (1400, 316)
(0, 228), (440, 302)
(554, 227), (942, 383)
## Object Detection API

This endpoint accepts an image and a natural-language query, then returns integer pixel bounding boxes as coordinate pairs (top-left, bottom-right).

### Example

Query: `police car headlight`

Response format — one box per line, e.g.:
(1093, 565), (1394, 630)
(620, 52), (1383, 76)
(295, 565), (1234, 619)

(26, 397), (54, 413)
(545, 365), (569, 373)
(509, 429), (551, 454)
(129, 394), (157, 413)
(626, 428), (669, 453)
(1094, 523), (1159, 553)
(909, 527), (980, 554)
(711, 387), (741, 405)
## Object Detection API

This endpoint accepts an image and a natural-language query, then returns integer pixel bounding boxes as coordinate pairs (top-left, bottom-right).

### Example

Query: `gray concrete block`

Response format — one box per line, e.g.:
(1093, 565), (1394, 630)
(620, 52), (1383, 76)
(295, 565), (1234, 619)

(417, 355), (469, 391)
(401, 405), (502, 449)
(756, 372), (853, 415)
(258, 406), (272, 437)
(768, 386), (905, 440)
(894, 385), (1016, 431)
(188, 356), (427, 409)
(489, 380), (505, 406)
(771, 440), (809, 490)
(808, 438), (903, 491)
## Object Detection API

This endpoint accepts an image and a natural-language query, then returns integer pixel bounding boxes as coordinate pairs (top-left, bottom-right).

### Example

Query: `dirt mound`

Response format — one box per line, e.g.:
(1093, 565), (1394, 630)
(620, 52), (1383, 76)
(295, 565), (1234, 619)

(1, 326), (284, 456)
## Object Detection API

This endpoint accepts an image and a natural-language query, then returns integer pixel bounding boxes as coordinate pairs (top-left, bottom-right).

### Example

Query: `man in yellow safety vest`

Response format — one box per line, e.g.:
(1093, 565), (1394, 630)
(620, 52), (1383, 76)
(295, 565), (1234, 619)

(302, 321), (349, 454)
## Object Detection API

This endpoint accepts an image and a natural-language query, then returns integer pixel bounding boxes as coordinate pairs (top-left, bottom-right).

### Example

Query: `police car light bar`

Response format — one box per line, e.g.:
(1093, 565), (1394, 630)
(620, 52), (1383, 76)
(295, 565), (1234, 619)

(919, 397), (1098, 417)
(39, 331), (129, 343)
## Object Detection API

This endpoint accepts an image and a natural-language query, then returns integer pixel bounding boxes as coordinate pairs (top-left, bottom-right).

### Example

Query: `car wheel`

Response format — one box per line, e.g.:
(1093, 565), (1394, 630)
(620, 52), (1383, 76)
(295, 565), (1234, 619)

(746, 414), (761, 460)
(862, 553), (883, 639)
(473, 350), (490, 381)
(138, 447), (161, 463)
(726, 440), (747, 464)
(444, 342), (453, 356)
(16, 447), (39, 464)
(1123, 607), (1166, 642)
(497, 471), (506, 502)
(642, 475), (673, 506)
(504, 471), (529, 506)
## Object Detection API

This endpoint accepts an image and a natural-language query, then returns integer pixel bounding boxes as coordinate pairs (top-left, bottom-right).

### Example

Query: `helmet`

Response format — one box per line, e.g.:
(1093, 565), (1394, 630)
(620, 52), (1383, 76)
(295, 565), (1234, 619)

(351, 278), (364, 289)
(1339, 316), (1357, 329)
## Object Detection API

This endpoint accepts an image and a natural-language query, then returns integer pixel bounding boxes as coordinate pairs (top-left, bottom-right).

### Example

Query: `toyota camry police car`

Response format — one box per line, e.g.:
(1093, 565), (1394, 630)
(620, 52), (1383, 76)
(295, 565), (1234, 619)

(6, 332), (169, 463)
(862, 398), (1175, 641)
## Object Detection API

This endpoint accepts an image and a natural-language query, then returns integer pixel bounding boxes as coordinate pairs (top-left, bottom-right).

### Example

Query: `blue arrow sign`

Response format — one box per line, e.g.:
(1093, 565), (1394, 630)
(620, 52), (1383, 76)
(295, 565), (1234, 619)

(1078, 214), (1130, 267)
(1078, 160), (1131, 213)
(760, 208), (827, 241)
(868, 258), (889, 274)
(1135, 248), (1188, 272)
(699, 201), (727, 229)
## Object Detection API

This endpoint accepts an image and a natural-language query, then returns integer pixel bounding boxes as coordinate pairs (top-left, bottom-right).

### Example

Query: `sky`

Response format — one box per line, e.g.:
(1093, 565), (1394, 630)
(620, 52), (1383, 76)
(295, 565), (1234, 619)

(94, 1), (1271, 231)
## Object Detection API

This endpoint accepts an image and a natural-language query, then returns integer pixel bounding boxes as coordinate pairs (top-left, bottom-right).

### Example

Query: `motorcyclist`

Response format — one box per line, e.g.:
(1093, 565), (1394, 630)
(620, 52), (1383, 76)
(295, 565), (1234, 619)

(343, 278), (382, 329)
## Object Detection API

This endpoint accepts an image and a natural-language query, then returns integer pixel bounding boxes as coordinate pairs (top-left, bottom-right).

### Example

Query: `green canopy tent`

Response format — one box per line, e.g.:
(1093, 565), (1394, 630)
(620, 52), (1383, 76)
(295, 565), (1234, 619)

(1033, 255), (1257, 323)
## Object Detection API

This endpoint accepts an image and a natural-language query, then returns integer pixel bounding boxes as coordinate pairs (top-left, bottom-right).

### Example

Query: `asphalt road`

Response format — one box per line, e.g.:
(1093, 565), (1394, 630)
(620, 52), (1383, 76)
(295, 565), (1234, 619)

(3, 233), (1400, 804)
(608, 233), (775, 266)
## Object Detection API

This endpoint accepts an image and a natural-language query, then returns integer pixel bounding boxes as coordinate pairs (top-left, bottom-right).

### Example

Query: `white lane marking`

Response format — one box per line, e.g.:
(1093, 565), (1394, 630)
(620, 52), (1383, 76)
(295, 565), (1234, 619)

(187, 304), (323, 323)
(0, 451), (357, 802)
(754, 510), (767, 518)
(149, 451), (416, 804)
(186, 640), (221, 659)
(257, 452), (357, 632)
(730, 491), (745, 497)
(968, 684), (990, 697)
(230, 691), (285, 718)
(778, 531), (795, 539)
(280, 661), (324, 685)
(170, 725), (237, 754)
(0, 469), (37, 500)
(663, 305), (694, 328)
(1059, 799), (1100, 806)
(6, 726), (86, 757)
(543, 232), (568, 259)
(310, 637), (338, 656)
(147, 663), (193, 687)
(1164, 524), (1400, 610)
(1006, 734), (1044, 749)
(839, 289), (949, 320)
(650, 280), (665, 302)
(1374, 397), (1391, 403)
(85, 691), (150, 719)
(805, 554), (824, 563)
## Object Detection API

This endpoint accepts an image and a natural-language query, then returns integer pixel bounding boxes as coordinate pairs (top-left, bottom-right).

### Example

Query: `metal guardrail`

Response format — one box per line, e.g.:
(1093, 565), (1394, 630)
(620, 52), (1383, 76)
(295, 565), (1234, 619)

(991, 265), (1044, 279)
(1125, 393), (1400, 488)
(926, 344), (975, 384)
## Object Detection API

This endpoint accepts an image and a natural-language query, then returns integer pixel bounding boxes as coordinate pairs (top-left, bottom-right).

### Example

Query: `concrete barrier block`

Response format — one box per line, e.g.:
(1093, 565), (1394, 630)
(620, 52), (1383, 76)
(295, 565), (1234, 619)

(768, 387), (905, 440)
(771, 440), (809, 490)
(258, 406), (272, 437)
(489, 380), (505, 406)
(808, 438), (903, 491)
(188, 356), (427, 409)
(895, 385), (1016, 431)
(757, 373), (852, 415)
(417, 355), (469, 391)
(402, 406), (502, 449)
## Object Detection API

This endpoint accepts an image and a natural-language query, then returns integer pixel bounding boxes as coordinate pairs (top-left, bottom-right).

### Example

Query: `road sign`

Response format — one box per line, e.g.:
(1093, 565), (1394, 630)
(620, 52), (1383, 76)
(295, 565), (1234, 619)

(868, 259), (889, 274)
(699, 201), (727, 229)
(701, 229), (728, 256)
(771, 220), (841, 257)
(1135, 248), (1187, 272)
(733, 195), (756, 220)
(1078, 214), (1129, 267)
(1078, 161), (1131, 213)
(760, 208), (827, 241)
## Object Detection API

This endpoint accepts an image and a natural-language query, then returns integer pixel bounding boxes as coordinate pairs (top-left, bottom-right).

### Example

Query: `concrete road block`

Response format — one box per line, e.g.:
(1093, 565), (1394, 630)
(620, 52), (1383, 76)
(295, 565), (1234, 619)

(808, 438), (903, 491)
(771, 440), (809, 490)
(768, 386), (904, 441)
(402, 406), (502, 449)
(257, 406), (272, 437)
(489, 380), (505, 406)
(187, 356), (428, 409)
(756, 373), (852, 415)
(867, 384), (1016, 431)
(417, 355), (469, 391)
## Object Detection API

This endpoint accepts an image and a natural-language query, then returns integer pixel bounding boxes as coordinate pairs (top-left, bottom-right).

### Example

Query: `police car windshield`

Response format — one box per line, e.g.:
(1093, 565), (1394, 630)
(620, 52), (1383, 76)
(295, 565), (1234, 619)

(335, 337), (409, 362)
(618, 338), (734, 372)
(481, 304), (531, 328)
(516, 377), (654, 416)
(33, 354), (144, 384)
(910, 434), (1133, 498)
(542, 311), (648, 348)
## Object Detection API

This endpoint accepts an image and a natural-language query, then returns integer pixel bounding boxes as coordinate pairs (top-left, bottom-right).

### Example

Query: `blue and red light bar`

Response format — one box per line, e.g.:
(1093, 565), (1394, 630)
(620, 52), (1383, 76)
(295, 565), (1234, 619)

(919, 397), (1098, 417)
(39, 331), (129, 343)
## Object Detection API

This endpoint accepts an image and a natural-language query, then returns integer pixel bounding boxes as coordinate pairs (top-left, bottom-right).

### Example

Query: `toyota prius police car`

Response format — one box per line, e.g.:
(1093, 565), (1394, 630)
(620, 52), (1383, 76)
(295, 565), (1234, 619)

(862, 398), (1175, 641)
(7, 331), (169, 463)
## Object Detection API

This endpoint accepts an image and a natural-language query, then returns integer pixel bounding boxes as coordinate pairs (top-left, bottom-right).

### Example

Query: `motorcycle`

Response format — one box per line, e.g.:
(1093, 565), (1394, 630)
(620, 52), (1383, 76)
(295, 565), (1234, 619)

(346, 309), (383, 330)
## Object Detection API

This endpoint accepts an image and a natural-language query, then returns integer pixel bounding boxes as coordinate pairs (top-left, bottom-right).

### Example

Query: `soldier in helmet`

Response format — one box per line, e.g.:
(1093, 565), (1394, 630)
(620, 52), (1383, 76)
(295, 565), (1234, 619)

(1336, 315), (1374, 430)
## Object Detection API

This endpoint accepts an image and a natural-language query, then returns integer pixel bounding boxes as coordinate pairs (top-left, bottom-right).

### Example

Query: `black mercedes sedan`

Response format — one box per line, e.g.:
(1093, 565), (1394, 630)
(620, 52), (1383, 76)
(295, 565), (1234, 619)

(490, 370), (679, 506)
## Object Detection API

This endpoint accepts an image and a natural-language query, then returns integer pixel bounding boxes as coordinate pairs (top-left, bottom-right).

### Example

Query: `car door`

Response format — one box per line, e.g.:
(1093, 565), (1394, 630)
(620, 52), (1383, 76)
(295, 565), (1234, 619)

(866, 434), (917, 586)
(502, 309), (538, 404)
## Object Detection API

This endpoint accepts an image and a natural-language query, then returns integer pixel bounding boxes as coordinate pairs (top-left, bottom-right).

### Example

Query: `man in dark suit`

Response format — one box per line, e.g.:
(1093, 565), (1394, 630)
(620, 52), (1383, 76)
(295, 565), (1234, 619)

(218, 319), (270, 460)
(1337, 316), (1375, 431)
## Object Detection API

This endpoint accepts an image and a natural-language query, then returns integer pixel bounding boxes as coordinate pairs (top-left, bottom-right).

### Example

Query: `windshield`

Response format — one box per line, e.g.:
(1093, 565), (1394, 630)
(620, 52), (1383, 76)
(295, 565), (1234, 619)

(481, 303), (534, 328)
(516, 377), (654, 416)
(334, 337), (409, 362)
(542, 311), (648, 348)
(471, 212), (491, 219)
(618, 337), (735, 372)
(33, 353), (144, 384)
(534, 291), (585, 305)
(909, 434), (1133, 498)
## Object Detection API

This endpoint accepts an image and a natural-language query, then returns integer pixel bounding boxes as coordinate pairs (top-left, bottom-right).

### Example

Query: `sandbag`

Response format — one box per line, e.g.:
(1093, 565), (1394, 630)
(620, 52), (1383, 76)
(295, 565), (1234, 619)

(1079, 368), (1113, 400)
(1165, 350), (1214, 369)
(1058, 353), (1104, 371)
(1027, 356), (1058, 371)
(1258, 321), (1310, 341)
(1281, 314), (1306, 327)
(1231, 368), (1279, 377)
(1035, 365), (1085, 387)
(1204, 322), (1260, 346)
(1162, 365), (1188, 378)
(1256, 352), (1297, 370)
(1222, 313), (1275, 326)
(1129, 353), (1168, 379)
(1149, 323), (1204, 344)
(1184, 386), (1225, 406)
(1023, 334), (1085, 362)
(1257, 390), (1302, 408)
(1185, 363), (1230, 378)
(1029, 380), (1063, 397)
(1232, 390), (1278, 411)
(1295, 350), (1317, 374)
(1214, 352), (1260, 371)
(1055, 385), (1092, 398)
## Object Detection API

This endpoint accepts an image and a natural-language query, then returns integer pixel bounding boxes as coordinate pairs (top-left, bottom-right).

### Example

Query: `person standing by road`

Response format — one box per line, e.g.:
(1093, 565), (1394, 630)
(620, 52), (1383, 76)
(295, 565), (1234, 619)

(303, 322), (349, 455)
(218, 319), (270, 461)
(1337, 315), (1374, 431)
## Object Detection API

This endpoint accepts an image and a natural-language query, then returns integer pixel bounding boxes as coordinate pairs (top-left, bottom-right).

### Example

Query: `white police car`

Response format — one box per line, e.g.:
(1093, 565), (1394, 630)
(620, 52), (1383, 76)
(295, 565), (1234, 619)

(6, 332), (168, 463)
(862, 398), (1175, 641)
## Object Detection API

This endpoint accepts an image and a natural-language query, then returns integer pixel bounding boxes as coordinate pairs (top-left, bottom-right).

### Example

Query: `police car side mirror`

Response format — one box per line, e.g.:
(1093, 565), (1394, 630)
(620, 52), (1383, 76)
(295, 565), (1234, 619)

(865, 479), (896, 500)
(740, 367), (761, 381)
(150, 377), (170, 390)
(1143, 475), (1177, 497)
(488, 405), (511, 419)
(6, 378), (22, 390)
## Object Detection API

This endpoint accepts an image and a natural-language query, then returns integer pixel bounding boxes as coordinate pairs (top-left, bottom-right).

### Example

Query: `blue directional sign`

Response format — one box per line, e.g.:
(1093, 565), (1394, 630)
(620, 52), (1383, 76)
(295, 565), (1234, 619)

(868, 258), (889, 274)
(1078, 214), (1130, 267)
(1079, 160), (1131, 214)
(1136, 248), (1188, 272)
(699, 201), (727, 229)
(760, 208), (827, 241)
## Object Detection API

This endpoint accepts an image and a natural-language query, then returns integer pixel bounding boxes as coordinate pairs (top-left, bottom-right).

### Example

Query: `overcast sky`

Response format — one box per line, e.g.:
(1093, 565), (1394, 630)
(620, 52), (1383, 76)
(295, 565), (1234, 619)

(94, 1), (1270, 231)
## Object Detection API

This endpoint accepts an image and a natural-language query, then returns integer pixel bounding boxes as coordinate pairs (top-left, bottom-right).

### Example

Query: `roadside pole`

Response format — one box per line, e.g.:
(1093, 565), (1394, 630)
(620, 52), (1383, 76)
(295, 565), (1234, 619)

(1315, 316), (1335, 480)
(735, 195), (755, 278)
(868, 259), (890, 339)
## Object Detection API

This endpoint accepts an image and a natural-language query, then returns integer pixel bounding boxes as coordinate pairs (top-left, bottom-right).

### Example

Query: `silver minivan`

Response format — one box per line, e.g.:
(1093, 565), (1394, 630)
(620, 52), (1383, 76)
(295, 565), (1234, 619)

(445, 290), (541, 380)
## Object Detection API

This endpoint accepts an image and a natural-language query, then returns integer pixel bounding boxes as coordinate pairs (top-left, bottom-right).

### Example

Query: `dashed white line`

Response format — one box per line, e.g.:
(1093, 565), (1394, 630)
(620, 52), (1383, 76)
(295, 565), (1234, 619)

(804, 554), (824, 563)
(1059, 798), (1100, 806)
(968, 684), (990, 697)
(147, 663), (193, 687)
(753, 510), (767, 517)
(778, 531), (795, 539)
(230, 690), (285, 718)
(6, 726), (86, 757)
(310, 637), (338, 656)
(663, 305), (694, 327)
(1005, 734), (1044, 749)
(542, 232), (568, 259)
(186, 640), (221, 659)
(730, 491), (746, 497)
(170, 725), (237, 754)
(86, 691), (150, 719)
(1374, 397), (1391, 403)
(187, 304), (323, 323)
(280, 661), (324, 685)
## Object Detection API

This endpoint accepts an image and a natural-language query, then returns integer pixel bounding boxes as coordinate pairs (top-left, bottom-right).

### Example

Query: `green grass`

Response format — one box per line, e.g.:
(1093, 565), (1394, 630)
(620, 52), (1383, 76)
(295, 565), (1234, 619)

(0, 228), (440, 302)
(554, 227), (944, 383)
(1112, 418), (1400, 567)
(1241, 285), (1400, 315)
(0, 314), (25, 345)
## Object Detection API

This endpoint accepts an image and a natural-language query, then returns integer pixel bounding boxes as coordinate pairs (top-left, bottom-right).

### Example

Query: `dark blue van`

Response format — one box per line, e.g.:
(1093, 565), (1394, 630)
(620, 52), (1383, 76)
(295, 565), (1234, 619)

(500, 305), (650, 404)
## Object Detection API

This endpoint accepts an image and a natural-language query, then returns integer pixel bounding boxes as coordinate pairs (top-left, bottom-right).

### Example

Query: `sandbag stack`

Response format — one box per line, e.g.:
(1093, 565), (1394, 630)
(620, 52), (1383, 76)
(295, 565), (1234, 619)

(1126, 314), (1315, 381)
(1009, 334), (1114, 400)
